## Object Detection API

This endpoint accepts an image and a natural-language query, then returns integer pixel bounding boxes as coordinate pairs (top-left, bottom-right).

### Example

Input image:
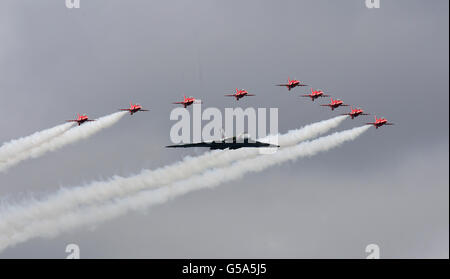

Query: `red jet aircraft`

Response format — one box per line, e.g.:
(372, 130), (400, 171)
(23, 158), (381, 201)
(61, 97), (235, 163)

(173, 96), (200, 108)
(301, 88), (330, 101)
(120, 102), (149, 115)
(341, 106), (369, 119)
(225, 88), (255, 101)
(276, 77), (307, 91)
(320, 97), (349, 111)
(366, 116), (394, 129)
(66, 113), (95, 126)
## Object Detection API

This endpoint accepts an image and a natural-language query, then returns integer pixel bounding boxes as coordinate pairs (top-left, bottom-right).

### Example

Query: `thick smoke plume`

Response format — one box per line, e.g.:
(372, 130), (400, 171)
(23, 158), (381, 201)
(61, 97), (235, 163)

(0, 116), (347, 234)
(0, 124), (369, 252)
(0, 112), (127, 172)
(0, 123), (75, 171)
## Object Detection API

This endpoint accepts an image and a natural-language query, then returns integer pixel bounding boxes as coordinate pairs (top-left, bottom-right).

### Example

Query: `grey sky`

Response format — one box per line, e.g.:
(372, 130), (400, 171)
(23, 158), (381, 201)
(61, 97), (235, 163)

(0, 0), (448, 258)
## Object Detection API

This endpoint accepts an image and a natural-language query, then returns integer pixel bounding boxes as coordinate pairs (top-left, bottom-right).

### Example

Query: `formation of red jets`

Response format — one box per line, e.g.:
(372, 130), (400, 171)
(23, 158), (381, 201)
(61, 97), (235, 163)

(66, 77), (393, 129)
(66, 103), (150, 125)
(275, 77), (393, 129)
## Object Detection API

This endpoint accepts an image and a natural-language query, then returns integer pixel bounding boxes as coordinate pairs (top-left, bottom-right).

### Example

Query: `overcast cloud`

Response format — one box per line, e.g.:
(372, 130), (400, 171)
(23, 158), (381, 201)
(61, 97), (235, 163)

(0, 0), (448, 258)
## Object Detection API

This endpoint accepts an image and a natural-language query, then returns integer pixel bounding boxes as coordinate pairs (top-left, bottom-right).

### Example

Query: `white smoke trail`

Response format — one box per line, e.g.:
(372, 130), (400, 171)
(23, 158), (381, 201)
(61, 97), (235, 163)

(0, 112), (127, 172)
(0, 116), (347, 236)
(0, 125), (369, 252)
(0, 122), (75, 167)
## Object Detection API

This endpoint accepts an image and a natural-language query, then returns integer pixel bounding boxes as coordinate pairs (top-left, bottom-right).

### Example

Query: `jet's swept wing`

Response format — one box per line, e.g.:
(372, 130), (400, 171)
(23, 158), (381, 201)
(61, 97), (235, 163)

(166, 138), (279, 150)
(166, 142), (211, 148)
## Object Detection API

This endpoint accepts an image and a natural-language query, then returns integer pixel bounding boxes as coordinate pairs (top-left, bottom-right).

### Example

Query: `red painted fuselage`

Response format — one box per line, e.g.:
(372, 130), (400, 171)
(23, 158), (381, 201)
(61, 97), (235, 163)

(66, 113), (95, 126)
(276, 77), (307, 91)
(120, 103), (149, 115)
(225, 88), (255, 101)
(320, 97), (348, 111)
(342, 106), (369, 119)
(366, 116), (394, 129)
(301, 88), (330, 101)
(173, 96), (197, 108)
